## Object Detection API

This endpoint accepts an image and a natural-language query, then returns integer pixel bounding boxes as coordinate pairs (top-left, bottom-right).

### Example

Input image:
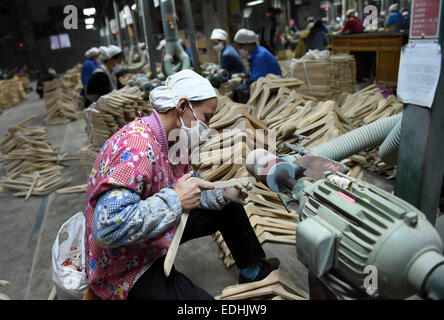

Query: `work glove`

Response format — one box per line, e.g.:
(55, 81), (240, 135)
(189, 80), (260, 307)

(222, 180), (253, 205)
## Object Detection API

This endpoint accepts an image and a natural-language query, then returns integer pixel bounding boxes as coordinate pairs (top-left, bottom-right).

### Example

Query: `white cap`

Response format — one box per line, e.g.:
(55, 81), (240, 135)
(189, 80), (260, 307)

(156, 39), (166, 51)
(99, 46), (110, 60)
(234, 29), (258, 44)
(389, 4), (399, 12)
(307, 22), (315, 30)
(149, 69), (217, 113)
(85, 47), (100, 59)
(107, 45), (122, 58)
(48, 68), (56, 75)
(211, 28), (228, 41)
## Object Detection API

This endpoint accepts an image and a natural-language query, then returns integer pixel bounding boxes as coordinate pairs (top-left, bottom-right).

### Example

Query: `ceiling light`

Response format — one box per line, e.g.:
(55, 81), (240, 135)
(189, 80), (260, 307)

(246, 0), (264, 6)
(85, 18), (95, 25)
(83, 8), (96, 16)
(86, 24), (94, 30)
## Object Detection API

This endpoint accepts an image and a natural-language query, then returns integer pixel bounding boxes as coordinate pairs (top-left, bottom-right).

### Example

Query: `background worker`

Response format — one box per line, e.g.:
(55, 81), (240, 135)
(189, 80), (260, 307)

(305, 20), (330, 52)
(35, 68), (56, 99)
(234, 28), (282, 82)
(81, 47), (101, 88)
(84, 69), (280, 300)
(210, 28), (246, 77)
(341, 9), (364, 34)
(386, 4), (406, 32)
(84, 45), (124, 106)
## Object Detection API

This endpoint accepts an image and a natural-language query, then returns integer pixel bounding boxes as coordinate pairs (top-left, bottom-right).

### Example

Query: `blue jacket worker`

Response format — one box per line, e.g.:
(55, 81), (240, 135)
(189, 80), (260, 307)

(210, 28), (246, 77)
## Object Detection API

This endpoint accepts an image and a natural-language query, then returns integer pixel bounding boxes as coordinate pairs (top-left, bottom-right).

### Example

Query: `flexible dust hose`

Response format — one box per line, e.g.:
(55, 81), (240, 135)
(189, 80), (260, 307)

(283, 113), (402, 165)
(378, 120), (402, 165)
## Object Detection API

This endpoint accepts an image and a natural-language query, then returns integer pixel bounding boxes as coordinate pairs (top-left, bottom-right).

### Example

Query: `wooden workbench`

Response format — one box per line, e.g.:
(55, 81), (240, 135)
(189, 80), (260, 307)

(332, 32), (409, 87)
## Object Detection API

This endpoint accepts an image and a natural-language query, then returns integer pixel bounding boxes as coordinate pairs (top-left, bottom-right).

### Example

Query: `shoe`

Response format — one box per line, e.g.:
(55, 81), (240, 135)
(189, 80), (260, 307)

(238, 257), (280, 284)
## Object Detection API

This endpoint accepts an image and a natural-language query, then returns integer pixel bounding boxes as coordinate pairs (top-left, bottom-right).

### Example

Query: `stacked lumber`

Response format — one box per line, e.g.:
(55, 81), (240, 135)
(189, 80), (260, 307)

(216, 269), (308, 300)
(0, 78), (26, 110)
(0, 116), (72, 198)
(289, 54), (356, 100)
(84, 86), (152, 149)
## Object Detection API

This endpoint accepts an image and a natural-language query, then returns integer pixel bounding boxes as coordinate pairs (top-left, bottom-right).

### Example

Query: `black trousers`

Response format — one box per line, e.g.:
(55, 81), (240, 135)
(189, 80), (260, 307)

(127, 202), (265, 300)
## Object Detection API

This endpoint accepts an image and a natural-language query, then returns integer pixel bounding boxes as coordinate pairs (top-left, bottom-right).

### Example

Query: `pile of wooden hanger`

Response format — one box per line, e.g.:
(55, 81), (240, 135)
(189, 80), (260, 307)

(0, 78), (26, 111)
(337, 84), (403, 128)
(43, 78), (83, 125)
(0, 116), (72, 199)
(289, 54), (356, 100)
(43, 65), (84, 125)
(216, 269), (308, 300)
(84, 86), (152, 150)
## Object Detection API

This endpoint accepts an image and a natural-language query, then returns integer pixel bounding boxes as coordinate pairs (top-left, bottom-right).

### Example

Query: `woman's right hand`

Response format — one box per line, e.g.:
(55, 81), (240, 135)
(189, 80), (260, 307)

(174, 173), (215, 211)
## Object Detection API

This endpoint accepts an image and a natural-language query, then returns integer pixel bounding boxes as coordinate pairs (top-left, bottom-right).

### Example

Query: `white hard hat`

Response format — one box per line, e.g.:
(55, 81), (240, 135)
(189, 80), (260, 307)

(234, 29), (258, 44)
(156, 39), (166, 51)
(85, 47), (100, 59)
(211, 28), (228, 41)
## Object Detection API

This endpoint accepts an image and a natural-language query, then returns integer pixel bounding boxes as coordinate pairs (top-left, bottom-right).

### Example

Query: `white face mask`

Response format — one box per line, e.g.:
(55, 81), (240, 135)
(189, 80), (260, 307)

(113, 63), (123, 74)
(239, 48), (249, 57)
(213, 43), (224, 53)
(178, 102), (209, 148)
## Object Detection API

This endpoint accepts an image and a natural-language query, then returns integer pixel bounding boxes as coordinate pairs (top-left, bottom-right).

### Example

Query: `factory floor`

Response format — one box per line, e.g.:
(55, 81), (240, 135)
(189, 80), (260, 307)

(0, 90), (396, 300)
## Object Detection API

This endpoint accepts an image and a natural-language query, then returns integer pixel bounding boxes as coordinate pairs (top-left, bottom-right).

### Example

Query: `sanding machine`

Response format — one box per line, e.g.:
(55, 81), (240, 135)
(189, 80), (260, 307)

(246, 149), (444, 300)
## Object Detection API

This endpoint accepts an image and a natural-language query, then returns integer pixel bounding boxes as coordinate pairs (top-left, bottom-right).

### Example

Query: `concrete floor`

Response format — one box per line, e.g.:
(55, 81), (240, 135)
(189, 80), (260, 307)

(0, 90), (397, 300)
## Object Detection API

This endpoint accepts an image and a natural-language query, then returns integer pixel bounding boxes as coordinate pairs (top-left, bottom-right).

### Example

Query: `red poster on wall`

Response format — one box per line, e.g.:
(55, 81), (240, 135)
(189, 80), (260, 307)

(411, 0), (441, 38)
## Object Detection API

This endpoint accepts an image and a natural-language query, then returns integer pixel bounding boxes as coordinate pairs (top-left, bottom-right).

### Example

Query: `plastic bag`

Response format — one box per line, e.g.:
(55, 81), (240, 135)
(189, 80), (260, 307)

(51, 212), (88, 300)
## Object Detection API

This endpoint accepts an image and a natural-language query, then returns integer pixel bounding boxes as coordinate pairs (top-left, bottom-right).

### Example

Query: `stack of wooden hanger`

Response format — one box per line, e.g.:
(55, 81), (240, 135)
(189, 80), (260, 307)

(247, 75), (305, 121)
(216, 269), (308, 300)
(84, 86), (152, 149)
(0, 78), (26, 111)
(288, 54), (356, 100)
(338, 84), (403, 128)
(0, 116), (72, 199)
(42, 64), (84, 125)
(43, 78), (83, 125)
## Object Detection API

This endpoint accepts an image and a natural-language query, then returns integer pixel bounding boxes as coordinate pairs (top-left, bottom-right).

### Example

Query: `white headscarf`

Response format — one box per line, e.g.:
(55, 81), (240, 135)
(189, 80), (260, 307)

(107, 45), (122, 58)
(85, 47), (100, 59)
(389, 4), (399, 12)
(149, 69), (217, 113)
(99, 46), (111, 60)
(211, 29), (228, 41)
(234, 29), (258, 44)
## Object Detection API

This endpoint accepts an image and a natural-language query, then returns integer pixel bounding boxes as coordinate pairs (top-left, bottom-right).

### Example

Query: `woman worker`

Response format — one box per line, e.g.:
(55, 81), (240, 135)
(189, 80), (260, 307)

(234, 28), (282, 83)
(210, 28), (246, 77)
(85, 69), (280, 300)
(85, 45), (124, 106)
